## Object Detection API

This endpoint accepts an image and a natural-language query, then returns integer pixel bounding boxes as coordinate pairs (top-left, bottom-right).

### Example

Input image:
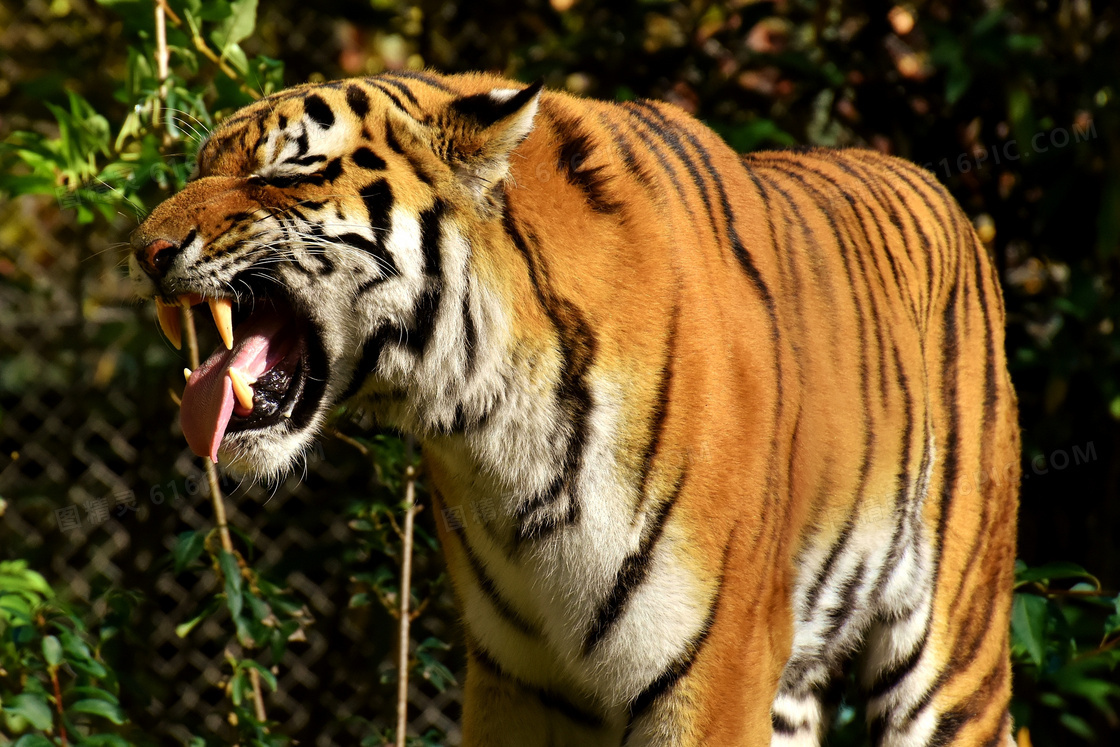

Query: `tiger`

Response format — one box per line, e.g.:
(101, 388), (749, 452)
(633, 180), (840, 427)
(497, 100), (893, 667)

(129, 71), (1020, 746)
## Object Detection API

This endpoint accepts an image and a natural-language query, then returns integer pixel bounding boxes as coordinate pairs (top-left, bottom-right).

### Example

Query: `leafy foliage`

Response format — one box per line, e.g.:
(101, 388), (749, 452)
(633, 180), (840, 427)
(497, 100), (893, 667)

(0, 561), (134, 745)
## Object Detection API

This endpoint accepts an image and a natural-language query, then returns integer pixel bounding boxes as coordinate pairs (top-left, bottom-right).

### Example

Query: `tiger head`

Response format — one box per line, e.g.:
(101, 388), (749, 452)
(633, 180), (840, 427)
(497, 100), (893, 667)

(129, 75), (544, 479)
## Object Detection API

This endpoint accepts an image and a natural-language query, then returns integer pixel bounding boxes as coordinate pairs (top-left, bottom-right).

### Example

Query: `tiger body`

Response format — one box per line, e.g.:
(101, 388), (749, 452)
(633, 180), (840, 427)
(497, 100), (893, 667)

(129, 71), (1019, 746)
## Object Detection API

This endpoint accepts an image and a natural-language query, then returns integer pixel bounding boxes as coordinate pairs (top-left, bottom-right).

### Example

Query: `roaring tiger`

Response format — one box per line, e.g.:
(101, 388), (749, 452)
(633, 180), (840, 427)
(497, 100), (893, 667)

(129, 71), (1020, 746)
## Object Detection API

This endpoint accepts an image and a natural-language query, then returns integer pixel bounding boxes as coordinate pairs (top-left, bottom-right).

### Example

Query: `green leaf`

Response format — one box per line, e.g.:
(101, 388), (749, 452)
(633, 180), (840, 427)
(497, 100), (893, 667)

(218, 550), (244, 622)
(68, 686), (120, 705)
(1059, 711), (1096, 740)
(42, 634), (63, 667)
(71, 698), (127, 725)
(1015, 561), (1099, 589)
(173, 530), (209, 573)
(241, 660), (278, 692)
(229, 668), (247, 706)
(945, 63), (972, 105)
(3, 693), (54, 730)
(1011, 593), (1049, 668)
(414, 637), (456, 693)
(80, 735), (135, 747)
(175, 596), (221, 638)
(0, 562), (55, 597)
(210, 0), (258, 53)
(12, 736), (55, 747)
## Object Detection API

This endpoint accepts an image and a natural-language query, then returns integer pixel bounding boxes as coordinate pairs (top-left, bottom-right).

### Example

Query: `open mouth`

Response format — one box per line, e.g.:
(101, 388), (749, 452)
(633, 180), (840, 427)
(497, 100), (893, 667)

(154, 291), (327, 463)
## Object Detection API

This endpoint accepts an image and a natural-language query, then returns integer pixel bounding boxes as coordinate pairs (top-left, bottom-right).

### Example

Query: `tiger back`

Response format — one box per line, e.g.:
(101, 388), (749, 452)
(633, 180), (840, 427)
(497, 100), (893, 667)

(129, 71), (1020, 746)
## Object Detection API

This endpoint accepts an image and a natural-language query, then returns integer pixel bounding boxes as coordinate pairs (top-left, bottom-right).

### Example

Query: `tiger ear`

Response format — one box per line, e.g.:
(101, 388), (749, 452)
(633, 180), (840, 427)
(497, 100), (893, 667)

(441, 81), (543, 202)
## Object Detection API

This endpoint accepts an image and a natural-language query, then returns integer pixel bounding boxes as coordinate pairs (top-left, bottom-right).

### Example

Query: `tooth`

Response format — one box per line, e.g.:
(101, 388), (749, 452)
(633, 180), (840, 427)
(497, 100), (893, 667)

(228, 368), (255, 411)
(156, 299), (183, 349)
(183, 367), (193, 382)
(209, 298), (234, 350)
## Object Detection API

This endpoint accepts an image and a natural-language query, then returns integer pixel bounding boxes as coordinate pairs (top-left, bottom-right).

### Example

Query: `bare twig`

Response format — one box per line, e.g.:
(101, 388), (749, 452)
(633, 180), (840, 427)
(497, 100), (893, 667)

(49, 665), (68, 747)
(249, 667), (267, 722)
(153, 0), (170, 135)
(327, 426), (369, 455)
(181, 305), (233, 554)
(181, 306), (268, 725)
(395, 437), (418, 747)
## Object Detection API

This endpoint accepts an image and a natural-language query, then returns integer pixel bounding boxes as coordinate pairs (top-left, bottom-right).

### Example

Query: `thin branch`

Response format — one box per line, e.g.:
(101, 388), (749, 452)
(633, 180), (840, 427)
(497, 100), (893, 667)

(49, 665), (68, 747)
(249, 667), (267, 722)
(181, 305), (233, 554)
(181, 306), (268, 726)
(395, 438), (418, 747)
(153, 0), (170, 135)
(327, 426), (369, 455)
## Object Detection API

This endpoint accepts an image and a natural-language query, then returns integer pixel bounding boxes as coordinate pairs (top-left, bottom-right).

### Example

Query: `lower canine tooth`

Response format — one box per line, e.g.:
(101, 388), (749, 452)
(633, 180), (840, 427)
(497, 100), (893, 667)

(209, 298), (234, 350)
(183, 367), (192, 383)
(228, 368), (255, 410)
(156, 300), (183, 349)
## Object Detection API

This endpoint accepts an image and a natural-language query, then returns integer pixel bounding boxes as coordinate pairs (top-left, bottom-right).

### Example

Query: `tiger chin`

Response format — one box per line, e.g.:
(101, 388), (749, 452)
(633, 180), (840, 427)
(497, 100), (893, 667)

(130, 71), (1020, 746)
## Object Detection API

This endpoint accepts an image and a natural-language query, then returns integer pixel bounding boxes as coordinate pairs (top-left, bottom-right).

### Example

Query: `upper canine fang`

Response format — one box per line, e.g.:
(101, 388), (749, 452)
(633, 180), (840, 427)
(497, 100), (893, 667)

(209, 298), (234, 350)
(155, 299), (183, 349)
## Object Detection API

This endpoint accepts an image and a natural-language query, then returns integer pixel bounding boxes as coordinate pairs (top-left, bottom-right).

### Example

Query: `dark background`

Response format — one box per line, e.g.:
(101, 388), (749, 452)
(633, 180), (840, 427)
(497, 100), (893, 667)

(2, 0), (1119, 744)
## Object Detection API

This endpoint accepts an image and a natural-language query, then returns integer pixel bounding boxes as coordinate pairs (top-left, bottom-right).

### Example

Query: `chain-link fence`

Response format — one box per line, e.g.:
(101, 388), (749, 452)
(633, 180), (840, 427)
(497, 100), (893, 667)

(0, 194), (462, 745)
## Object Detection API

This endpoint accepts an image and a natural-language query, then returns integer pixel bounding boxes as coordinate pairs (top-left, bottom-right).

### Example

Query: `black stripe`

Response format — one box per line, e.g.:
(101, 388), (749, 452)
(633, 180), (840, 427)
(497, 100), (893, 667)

(634, 301), (678, 516)
(282, 154), (325, 167)
(625, 522), (736, 725)
(822, 559), (866, 641)
(624, 102), (719, 240)
(407, 287), (441, 356)
(385, 69), (455, 93)
(463, 289), (478, 375)
(455, 530), (540, 637)
(375, 76), (421, 108)
(802, 521), (854, 618)
(771, 711), (800, 735)
(871, 343), (917, 608)
(345, 84), (370, 119)
(359, 178), (393, 230)
(368, 81), (410, 115)
(323, 157), (343, 183)
(303, 94), (334, 129)
(468, 643), (604, 728)
(403, 201), (446, 356)
(352, 146), (387, 171)
(620, 113), (688, 204)
(261, 172), (326, 189)
(418, 200), (444, 277)
(384, 117), (404, 154)
(339, 232), (398, 279)
(635, 102), (779, 324)
(583, 472), (686, 654)
(929, 708), (968, 746)
(869, 632), (926, 697)
(504, 211), (595, 545)
(550, 111), (621, 214)
(340, 324), (404, 401)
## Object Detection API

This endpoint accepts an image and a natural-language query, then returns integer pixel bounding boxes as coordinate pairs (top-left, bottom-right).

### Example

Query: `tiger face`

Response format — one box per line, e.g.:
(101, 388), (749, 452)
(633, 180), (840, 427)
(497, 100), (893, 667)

(130, 76), (542, 479)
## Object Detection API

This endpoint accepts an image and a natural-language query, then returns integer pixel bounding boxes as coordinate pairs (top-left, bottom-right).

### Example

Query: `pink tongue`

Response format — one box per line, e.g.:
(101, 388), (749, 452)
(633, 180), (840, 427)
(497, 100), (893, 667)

(180, 310), (290, 463)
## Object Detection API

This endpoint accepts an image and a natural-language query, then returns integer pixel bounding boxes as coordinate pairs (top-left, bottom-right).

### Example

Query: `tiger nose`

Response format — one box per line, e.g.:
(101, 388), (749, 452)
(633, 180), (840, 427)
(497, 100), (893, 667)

(134, 238), (180, 278)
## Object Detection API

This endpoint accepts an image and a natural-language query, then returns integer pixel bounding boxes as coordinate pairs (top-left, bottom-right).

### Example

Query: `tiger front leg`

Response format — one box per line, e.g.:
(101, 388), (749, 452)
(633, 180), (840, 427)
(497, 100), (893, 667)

(459, 649), (625, 747)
